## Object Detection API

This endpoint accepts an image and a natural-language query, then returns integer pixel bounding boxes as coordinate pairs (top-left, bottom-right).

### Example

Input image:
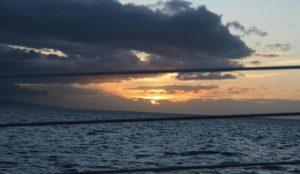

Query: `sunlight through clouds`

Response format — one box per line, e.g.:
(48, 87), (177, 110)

(5, 44), (68, 58)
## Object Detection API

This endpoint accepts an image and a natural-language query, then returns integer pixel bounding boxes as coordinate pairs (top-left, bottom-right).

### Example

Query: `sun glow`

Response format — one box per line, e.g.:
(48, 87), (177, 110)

(6, 44), (68, 58)
(144, 96), (165, 105)
(144, 96), (165, 100)
(132, 50), (151, 62)
(71, 69), (300, 106)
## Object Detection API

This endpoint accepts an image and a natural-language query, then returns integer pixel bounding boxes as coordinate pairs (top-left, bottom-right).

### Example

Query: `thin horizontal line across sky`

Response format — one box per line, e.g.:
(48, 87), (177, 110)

(1, 65), (300, 78)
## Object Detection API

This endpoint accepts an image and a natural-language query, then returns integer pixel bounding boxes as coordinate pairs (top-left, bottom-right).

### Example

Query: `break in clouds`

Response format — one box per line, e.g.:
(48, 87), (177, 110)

(0, 0), (254, 96)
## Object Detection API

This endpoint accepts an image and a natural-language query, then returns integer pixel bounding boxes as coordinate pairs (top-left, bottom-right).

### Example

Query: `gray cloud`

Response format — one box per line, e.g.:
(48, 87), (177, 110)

(0, 83), (48, 97)
(176, 72), (238, 81)
(250, 60), (261, 66)
(254, 53), (280, 58)
(19, 84), (100, 96)
(128, 84), (218, 94)
(227, 87), (255, 94)
(267, 43), (291, 52)
(226, 21), (267, 37)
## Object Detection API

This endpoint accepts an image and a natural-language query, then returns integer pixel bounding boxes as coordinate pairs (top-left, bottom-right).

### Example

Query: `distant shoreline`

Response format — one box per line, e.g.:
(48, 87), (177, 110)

(1, 99), (299, 121)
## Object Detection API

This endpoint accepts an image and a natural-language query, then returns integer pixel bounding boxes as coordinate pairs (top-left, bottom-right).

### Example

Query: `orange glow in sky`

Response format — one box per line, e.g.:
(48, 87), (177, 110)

(72, 71), (300, 105)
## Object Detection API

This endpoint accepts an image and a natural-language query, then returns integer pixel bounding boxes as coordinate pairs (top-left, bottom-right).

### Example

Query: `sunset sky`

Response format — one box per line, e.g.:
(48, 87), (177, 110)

(0, 0), (299, 114)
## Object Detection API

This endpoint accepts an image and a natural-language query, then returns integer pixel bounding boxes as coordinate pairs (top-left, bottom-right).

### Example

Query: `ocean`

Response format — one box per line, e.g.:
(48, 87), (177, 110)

(0, 105), (300, 174)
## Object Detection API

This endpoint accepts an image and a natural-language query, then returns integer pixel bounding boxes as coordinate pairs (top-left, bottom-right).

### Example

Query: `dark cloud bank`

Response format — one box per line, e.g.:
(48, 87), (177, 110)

(0, 0), (252, 73)
(0, 0), (254, 99)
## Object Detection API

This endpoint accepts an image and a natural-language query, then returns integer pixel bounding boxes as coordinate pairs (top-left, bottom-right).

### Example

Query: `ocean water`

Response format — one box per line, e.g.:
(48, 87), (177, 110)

(0, 105), (300, 174)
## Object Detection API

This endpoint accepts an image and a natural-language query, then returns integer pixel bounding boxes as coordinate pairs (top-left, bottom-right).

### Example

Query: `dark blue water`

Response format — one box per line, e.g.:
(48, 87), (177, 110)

(1, 105), (300, 174)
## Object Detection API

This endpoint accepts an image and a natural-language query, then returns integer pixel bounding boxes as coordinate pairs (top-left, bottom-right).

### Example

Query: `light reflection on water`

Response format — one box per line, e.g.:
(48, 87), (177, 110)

(1, 105), (300, 174)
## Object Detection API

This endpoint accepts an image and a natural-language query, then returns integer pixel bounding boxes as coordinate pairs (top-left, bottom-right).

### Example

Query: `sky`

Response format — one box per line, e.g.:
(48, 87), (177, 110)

(0, 0), (299, 114)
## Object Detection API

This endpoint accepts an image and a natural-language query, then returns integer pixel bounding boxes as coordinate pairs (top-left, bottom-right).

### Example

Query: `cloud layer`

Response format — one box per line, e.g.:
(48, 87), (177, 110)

(128, 84), (218, 94)
(226, 21), (267, 37)
(176, 72), (238, 81)
(267, 43), (291, 52)
(0, 0), (254, 100)
(0, 0), (252, 74)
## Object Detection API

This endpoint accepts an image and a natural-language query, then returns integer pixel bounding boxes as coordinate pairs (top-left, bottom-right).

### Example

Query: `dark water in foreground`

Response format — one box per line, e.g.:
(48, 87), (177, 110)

(1, 105), (300, 174)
